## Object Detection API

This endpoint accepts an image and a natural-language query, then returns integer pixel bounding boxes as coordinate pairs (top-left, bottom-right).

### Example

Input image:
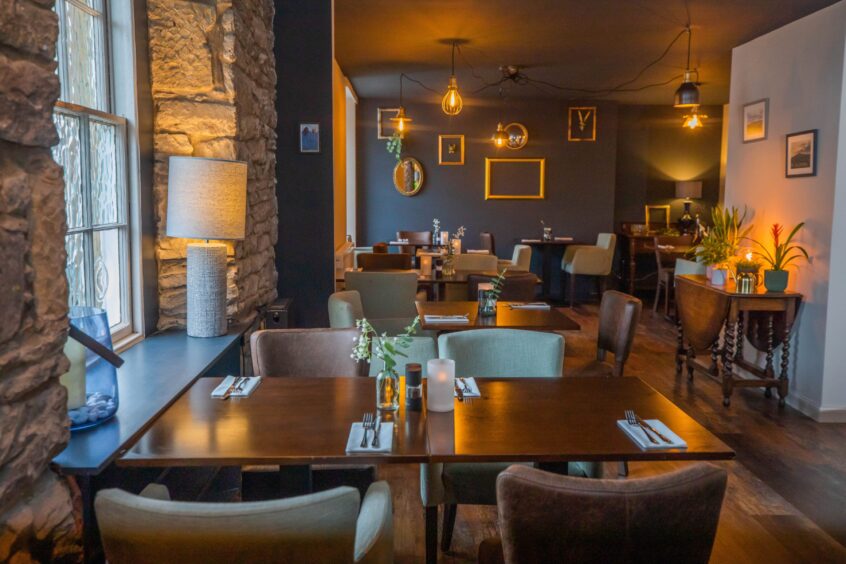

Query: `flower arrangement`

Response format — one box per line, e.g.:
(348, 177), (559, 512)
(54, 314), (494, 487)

(386, 132), (403, 162)
(447, 225), (466, 257)
(352, 317), (420, 374)
(751, 223), (809, 271)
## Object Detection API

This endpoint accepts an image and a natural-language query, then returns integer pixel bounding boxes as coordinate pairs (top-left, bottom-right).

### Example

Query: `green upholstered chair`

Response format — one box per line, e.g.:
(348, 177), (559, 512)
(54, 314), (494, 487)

(96, 482), (394, 564)
(367, 336), (438, 376)
(328, 290), (431, 337)
(422, 329), (571, 554)
(497, 244), (532, 272)
(345, 271), (419, 319)
(561, 233), (617, 308)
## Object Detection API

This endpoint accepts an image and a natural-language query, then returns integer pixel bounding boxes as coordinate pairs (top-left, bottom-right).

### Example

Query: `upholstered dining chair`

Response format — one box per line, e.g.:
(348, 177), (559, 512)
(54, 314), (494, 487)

(443, 253), (500, 301)
(479, 231), (496, 255)
(345, 270), (421, 318)
(396, 230), (432, 256)
(251, 328), (366, 378)
(573, 290), (642, 379)
(652, 234), (694, 317)
(328, 291), (432, 338)
(96, 482), (394, 564)
(560, 233), (617, 308)
(358, 252), (413, 271)
(466, 272), (538, 302)
(496, 244), (532, 272)
(478, 463), (727, 564)
(367, 336), (438, 376)
(422, 329), (568, 554)
(372, 242), (389, 254)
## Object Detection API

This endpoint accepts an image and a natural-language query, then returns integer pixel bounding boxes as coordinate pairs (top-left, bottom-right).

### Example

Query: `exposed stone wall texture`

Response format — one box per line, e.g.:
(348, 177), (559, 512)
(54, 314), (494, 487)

(0, 0), (81, 561)
(148, 0), (278, 330)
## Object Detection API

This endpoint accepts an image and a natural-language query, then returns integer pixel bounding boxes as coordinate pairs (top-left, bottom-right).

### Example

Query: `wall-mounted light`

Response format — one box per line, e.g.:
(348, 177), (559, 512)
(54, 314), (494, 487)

(674, 28), (701, 108)
(492, 122), (508, 147)
(390, 75), (413, 135)
(442, 42), (463, 116)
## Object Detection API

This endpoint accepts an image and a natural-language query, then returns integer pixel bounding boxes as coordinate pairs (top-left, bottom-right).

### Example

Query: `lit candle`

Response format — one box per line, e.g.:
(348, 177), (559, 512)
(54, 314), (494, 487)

(426, 358), (455, 412)
(421, 255), (433, 276)
(60, 337), (87, 409)
(746, 252), (753, 261)
(441, 231), (449, 245)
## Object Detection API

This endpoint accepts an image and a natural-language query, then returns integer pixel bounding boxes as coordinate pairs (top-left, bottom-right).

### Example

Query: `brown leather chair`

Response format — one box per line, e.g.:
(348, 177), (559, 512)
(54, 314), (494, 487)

(575, 290), (642, 378)
(653, 234), (693, 317)
(479, 463), (727, 564)
(479, 231), (496, 255)
(466, 272), (537, 302)
(372, 242), (389, 253)
(357, 252), (413, 271)
(251, 328), (366, 377)
(396, 230), (432, 256)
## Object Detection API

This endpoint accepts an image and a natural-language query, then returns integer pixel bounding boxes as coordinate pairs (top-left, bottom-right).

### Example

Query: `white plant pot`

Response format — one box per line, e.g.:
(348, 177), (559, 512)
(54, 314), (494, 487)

(706, 265), (713, 281)
(711, 268), (728, 286)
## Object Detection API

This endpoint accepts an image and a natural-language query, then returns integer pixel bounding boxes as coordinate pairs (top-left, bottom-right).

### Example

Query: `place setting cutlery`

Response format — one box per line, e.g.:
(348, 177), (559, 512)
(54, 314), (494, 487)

(453, 377), (481, 401)
(347, 412), (392, 454)
(211, 375), (262, 400)
(618, 409), (687, 450)
(424, 313), (470, 324)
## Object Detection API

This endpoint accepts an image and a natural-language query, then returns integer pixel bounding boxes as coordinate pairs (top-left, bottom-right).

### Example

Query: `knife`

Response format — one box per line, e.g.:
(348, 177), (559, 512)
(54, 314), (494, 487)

(635, 414), (672, 444)
(454, 381), (465, 401)
(221, 377), (243, 400)
(371, 415), (382, 448)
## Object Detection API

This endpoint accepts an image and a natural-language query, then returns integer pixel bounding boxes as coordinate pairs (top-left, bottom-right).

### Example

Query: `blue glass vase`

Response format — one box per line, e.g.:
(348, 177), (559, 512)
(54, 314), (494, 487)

(68, 307), (119, 431)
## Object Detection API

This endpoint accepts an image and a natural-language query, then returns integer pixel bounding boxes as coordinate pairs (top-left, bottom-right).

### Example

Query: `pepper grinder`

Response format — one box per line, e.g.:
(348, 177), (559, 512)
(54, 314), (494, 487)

(405, 363), (423, 411)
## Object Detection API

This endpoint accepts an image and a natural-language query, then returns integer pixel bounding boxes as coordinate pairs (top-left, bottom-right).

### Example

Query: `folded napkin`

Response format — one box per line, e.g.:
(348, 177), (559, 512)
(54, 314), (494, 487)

(424, 314), (470, 324)
(211, 376), (261, 399)
(345, 421), (394, 454)
(521, 238), (541, 243)
(616, 419), (687, 450)
(508, 302), (551, 310)
(554, 236), (573, 242)
(466, 249), (490, 254)
(657, 244), (676, 250)
(454, 377), (481, 398)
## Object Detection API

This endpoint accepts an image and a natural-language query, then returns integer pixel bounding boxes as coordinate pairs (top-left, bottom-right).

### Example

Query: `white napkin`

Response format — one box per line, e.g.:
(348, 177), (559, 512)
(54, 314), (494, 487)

(466, 249), (490, 254)
(424, 315), (470, 324)
(211, 376), (261, 399)
(617, 419), (687, 450)
(521, 238), (541, 243)
(508, 302), (551, 310)
(345, 421), (394, 453)
(454, 377), (481, 398)
(554, 236), (573, 242)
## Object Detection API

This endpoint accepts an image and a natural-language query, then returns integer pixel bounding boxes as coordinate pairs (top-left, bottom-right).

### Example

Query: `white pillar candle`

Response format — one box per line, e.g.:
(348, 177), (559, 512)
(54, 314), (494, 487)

(451, 238), (461, 255)
(441, 231), (449, 245)
(427, 358), (455, 412)
(421, 255), (433, 275)
(61, 337), (87, 409)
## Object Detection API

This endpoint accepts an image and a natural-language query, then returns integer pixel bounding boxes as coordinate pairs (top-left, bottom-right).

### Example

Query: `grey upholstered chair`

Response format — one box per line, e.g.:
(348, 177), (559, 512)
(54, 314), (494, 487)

(466, 272), (537, 302)
(345, 271), (420, 318)
(561, 233), (617, 308)
(328, 290), (420, 336)
(367, 336), (438, 376)
(496, 244), (532, 272)
(96, 482), (394, 564)
(251, 328), (366, 377)
(478, 463), (727, 564)
(574, 290), (642, 378)
(421, 329), (566, 553)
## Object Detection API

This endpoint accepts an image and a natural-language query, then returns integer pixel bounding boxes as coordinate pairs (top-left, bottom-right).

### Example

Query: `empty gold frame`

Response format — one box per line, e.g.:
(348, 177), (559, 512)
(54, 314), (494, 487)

(644, 205), (671, 231)
(484, 158), (546, 200)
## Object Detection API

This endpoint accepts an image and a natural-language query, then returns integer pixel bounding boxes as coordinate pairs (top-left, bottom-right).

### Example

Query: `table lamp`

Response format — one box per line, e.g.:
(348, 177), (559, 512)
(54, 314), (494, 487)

(675, 180), (702, 235)
(166, 157), (247, 337)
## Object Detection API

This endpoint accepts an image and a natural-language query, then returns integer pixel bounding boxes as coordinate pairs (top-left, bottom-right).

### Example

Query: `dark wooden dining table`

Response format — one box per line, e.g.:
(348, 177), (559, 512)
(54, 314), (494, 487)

(518, 239), (585, 300)
(416, 300), (580, 331)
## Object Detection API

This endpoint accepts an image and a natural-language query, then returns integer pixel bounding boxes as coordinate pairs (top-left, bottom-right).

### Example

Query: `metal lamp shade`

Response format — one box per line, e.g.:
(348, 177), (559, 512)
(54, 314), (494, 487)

(675, 180), (702, 200)
(674, 80), (700, 108)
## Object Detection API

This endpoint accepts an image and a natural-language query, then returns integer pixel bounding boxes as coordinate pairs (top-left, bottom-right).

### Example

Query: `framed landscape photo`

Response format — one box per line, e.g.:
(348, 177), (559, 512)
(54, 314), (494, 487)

(438, 134), (464, 165)
(742, 99), (768, 143)
(377, 107), (401, 139)
(567, 106), (596, 142)
(785, 129), (817, 178)
(299, 123), (320, 153)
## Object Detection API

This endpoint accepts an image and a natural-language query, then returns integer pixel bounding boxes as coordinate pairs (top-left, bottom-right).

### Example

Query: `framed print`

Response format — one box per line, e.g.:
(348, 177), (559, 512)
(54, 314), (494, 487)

(484, 158), (546, 200)
(568, 106), (596, 141)
(644, 205), (671, 232)
(438, 134), (464, 165)
(742, 99), (768, 143)
(785, 129), (817, 178)
(299, 123), (320, 153)
(377, 107), (400, 139)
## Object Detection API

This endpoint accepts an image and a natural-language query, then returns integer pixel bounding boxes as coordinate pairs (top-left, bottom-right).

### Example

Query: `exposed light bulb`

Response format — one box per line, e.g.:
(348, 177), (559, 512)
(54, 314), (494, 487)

(683, 109), (707, 129)
(492, 122), (508, 147)
(390, 106), (412, 135)
(442, 75), (463, 116)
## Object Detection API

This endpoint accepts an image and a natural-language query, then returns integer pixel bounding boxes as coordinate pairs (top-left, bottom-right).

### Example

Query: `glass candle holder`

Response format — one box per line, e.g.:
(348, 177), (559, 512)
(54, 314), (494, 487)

(426, 358), (455, 412)
(66, 307), (119, 431)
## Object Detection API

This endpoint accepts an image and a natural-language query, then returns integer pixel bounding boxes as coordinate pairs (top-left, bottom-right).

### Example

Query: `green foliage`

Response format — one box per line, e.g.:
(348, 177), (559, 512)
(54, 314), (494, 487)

(487, 269), (507, 300)
(694, 206), (752, 266)
(386, 133), (402, 162)
(751, 223), (810, 271)
(352, 316), (420, 373)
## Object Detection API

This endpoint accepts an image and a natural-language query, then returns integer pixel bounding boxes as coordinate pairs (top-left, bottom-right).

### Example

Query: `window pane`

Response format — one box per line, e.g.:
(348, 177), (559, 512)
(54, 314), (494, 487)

(62, 1), (106, 110)
(66, 233), (87, 307)
(93, 228), (123, 328)
(53, 113), (85, 229)
(89, 120), (119, 225)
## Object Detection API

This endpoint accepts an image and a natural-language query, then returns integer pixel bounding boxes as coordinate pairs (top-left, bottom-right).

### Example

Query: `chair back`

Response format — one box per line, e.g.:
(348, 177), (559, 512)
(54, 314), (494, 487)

(597, 290), (642, 377)
(345, 270), (419, 318)
(594, 233), (617, 275)
(397, 230), (432, 255)
(510, 245), (532, 271)
(251, 328), (365, 377)
(96, 486), (362, 564)
(328, 290), (364, 328)
(466, 273), (537, 302)
(453, 253), (498, 272)
(368, 336), (438, 376)
(479, 231), (496, 255)
(653, 234), (693, 271)
(439, 329), (563, 378)
(358, 252), (413, 271)
(372, 242), (389, 253)
(495, 463), (727, 564)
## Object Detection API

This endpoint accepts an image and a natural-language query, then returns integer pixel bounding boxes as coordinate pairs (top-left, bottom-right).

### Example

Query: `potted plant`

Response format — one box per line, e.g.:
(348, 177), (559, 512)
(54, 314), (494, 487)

(694, 206), (751, 283)
(751, 223), (809, 292)
(352, 317), (420, 412)
(479, 269), (507, 316)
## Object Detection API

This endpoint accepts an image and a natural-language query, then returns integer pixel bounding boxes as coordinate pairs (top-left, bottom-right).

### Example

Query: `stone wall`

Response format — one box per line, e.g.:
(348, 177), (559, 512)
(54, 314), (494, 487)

(148, 0), (278, 330)
(0, 1), (81, 561)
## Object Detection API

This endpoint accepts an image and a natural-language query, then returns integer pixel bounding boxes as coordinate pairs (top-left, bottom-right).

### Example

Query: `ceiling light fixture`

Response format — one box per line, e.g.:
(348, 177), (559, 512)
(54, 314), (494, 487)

(683, 108), (707, 129)
(674, 27), (700, 108)
(442, 42), (463, 116)
(390, 74), (413, 134)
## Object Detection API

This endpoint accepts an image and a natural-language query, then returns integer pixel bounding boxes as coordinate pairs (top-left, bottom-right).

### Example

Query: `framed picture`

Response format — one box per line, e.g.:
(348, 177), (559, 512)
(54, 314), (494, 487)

(299, 123), (320, 153)
(785, 129), (817, 178)
(644, 205), (671, 232)
(438, 134), (464, 165)
(484, 158), (546, 200)
(377, 107), (401, 139)
(568, 106), (596, 142)
(742, 99), (768, 143)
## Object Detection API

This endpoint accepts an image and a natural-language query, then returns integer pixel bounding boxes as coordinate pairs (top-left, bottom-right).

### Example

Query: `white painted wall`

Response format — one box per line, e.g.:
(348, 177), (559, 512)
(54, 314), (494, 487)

(724, 1), (846, 420)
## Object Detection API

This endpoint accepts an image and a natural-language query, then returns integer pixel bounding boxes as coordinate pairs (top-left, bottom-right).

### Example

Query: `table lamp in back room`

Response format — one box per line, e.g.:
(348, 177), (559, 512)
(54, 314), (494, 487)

(166, 157), (247, 337)
(675, 180), (702, 235)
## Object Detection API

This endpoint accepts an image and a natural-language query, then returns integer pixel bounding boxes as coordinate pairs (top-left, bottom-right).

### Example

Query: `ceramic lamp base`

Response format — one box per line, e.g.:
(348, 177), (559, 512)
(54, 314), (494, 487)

(187, 243), (228, 337)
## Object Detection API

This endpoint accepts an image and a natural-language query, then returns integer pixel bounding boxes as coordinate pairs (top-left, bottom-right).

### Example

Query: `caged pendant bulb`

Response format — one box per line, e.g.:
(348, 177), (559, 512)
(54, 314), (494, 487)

(442, 75), (463, 115)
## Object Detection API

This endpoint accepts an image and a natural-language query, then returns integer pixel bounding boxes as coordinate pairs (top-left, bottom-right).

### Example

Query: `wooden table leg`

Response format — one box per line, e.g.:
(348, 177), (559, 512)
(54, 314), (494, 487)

(425, 505), (438, 564)
(721, 315), (736, 407)
(628, 238), (637, 295)
(779, 307), (796, 407)
(675, 319), (684, 377)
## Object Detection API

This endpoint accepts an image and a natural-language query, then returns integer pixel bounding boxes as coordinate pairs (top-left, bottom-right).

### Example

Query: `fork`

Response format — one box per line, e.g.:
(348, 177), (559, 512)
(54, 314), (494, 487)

(625, 409), (658, 444)
(360, 413), (373, 448)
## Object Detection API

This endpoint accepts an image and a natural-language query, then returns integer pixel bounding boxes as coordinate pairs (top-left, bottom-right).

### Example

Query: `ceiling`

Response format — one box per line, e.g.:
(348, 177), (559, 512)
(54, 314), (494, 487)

(334, 0), (839, 105)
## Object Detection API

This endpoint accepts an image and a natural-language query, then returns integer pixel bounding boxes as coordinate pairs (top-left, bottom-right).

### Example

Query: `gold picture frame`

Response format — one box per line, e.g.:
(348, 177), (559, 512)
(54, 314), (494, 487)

(438, 134), (464, 165)
(644, 205), (671, 232)
(568, 106), (597, 142)
(377, 107), (400, 139)
(484, 158), (546, 200)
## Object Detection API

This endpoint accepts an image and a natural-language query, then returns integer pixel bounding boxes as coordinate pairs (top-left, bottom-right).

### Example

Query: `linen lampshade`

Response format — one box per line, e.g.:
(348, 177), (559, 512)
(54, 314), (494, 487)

(166, 157), (247, 240)
(675, 180), (702, 200)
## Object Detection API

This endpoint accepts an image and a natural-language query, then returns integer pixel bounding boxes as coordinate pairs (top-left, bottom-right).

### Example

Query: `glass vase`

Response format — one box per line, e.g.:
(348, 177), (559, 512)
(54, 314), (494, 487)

(443, 255), (456, 277)
(66, 307), (119, 431)
(479, 293), (498, 317)
(376, 366), (400, 411)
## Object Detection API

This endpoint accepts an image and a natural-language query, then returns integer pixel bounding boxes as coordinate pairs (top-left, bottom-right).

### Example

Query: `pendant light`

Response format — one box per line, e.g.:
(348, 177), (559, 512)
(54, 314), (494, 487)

(492, 122), (508, 147)
(683, 108), (707, 129)
(390, 74), (413, 134)
(674, 27), (700, 108)
(441, 42), (463, 116)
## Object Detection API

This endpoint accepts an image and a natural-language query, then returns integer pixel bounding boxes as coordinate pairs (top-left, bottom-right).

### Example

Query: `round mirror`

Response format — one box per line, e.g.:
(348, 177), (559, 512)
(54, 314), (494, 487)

(504, 122), (528, 150)
(393, 157), (424, 196)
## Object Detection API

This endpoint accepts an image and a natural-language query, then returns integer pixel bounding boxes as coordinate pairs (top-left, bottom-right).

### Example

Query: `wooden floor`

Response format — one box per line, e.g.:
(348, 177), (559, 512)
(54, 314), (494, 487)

(377, 304), (846, 563)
